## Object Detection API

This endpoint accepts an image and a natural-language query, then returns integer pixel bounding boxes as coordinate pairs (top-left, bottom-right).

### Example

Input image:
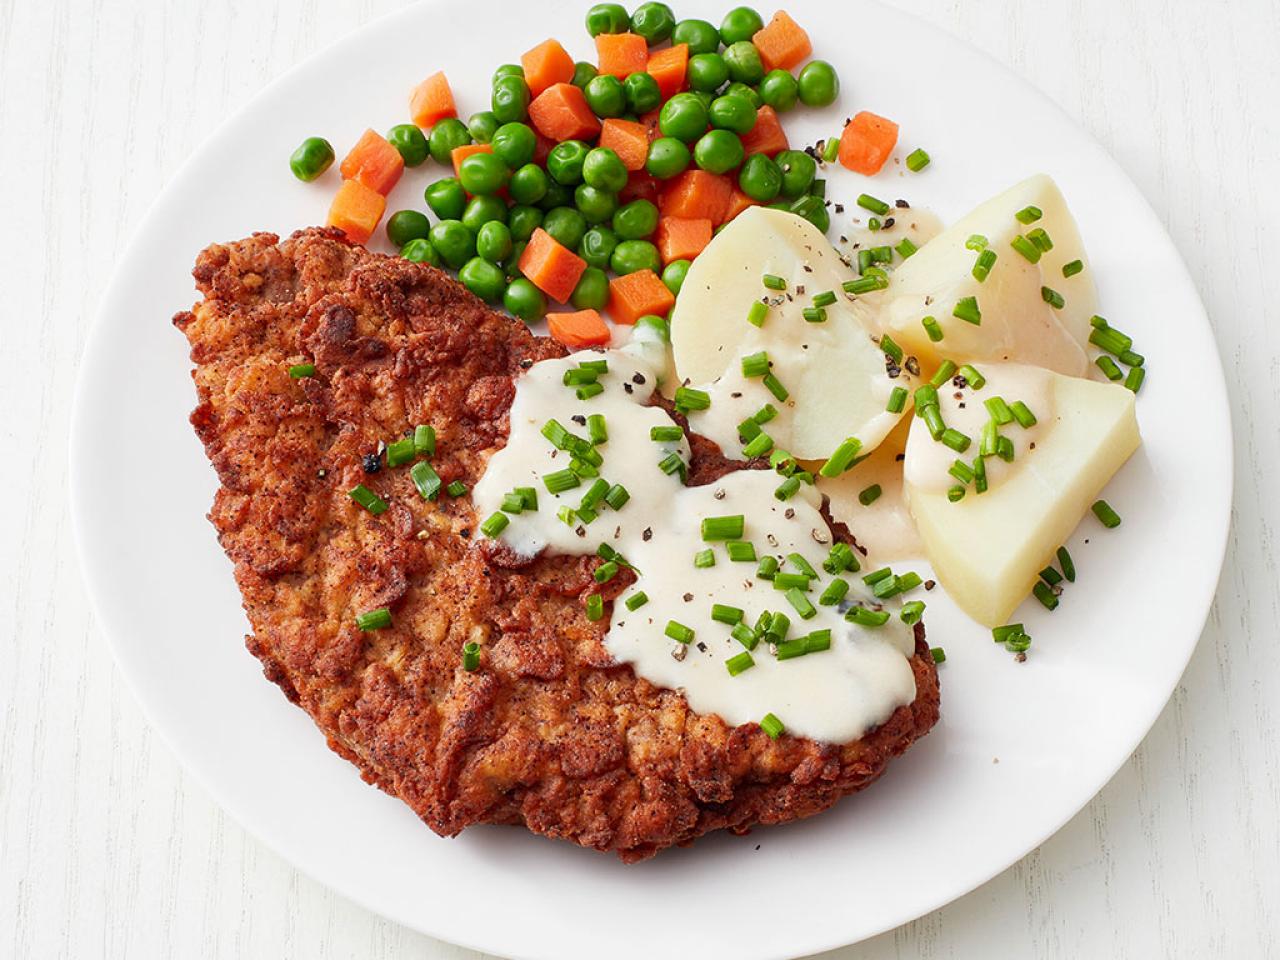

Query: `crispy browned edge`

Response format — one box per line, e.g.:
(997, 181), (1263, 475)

(172, 226), (940, 862)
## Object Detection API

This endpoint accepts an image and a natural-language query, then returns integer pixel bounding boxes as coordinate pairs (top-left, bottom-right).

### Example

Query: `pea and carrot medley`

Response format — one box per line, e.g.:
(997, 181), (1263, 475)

(291, 3), (925, 347)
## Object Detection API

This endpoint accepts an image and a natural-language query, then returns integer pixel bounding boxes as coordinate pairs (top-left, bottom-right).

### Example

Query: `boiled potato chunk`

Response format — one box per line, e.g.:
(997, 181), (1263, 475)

(671, 206), (910, 460)
(879, 175), (1096, 377)
(905, 372), (1139, 627)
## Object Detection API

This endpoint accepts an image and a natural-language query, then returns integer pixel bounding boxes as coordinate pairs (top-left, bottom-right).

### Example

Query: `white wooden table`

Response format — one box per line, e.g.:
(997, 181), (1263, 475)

(3, 0), (1278, 956)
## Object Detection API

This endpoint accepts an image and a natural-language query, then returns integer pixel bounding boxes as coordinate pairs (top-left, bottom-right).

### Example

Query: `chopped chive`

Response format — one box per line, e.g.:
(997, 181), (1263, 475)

(594, 561), (620, 584)
(1027, 227), (1053, 252)
(818, 437), (863, 477)
(410, 461), (442, 501)
(965, 234), (988, 251)
(675, 386), (710, 412)
(747, 300), (769, 327)
(596, 543), (618, 560)
(769, 448), (797, 474)
(971, 248), (998, 283)
(981, 421), (1000, 456)
(762, 372), (789, 402)
(760, 712), (784, 739)
(842, 275), (889, 295)
(819, 578), (849, 605)
(764, 611), (790, 641)
(1005, 634), (1032, 653)
(857, 249), (873, 274)
(1033, 581), (1059, 611)
(992, 624), (1025, 643)
(1124, 366), (1145, 393)
(711, 603), (744, 625)
(462, 640), (481, 671)
(846, 605), (890, 627)
(921, 405), (946, 440)
(541, 419), (573, 449)
(1119, 349), (1145, 367)
(995, 435), (1015, 462)
(742, 432), (774, 458)
(773, 572), (811, 591)
(1015, 205), (1042, 224)
(896, 237), (919, 258)
(947, 485), (966, 502)
(862, 566), (893, 586)
(822, 136), (841, 163)
(786, 553), (818, 578)
(857, 193), (891, 215)
(563, 367), (599, 386)
(446, 480), (467, 498)
(952, 296), (982, 325)
(762, 273), (787, 290)
(693, 548), (715, 568)
(348, 484), (388, 515)
(901, 600), (926, 625)
(569, 457), (599, 479)
(624, 591), (649, 611)
(578, 359), (608, 374)
(731, 622), (758, 649)
(386, 437), (415, 467)
(738, 417), (762, 442)
(501, 492), (526, 513)
(972, 455), (988, 494)
(587, 414), (607, 445)
(858, 483), (883, 505)
(940, 428), (971, 453)
(930, 647), (946, 664)
(1057, 546), (1076, 582)
(754, 403), (778, 424)
(929, 360), (957, 388)
(871, 574), (900, 599)
(650, 424), (683, 442)
(580, 478), (609, 509)
(823, 542), (859, 574)
(804, 629), (831, 653)
(1089, 327), (1131, 356)
(1041, 286), (1065, 309)
(576, 382), (604, 400)
(1092, 499), (1122, 528)
(288, 362), (316, 379)
(1010, 400), (1037, 428)
(584, 593), (604, 621)
(756, 555), (779, 580)
(1062, 259), (1084, 277)
(1096, 355), (1124, 380)
(355, 607), (392, 631)
(665, 620), (695, 644)
(410, 424), (437, 458)
(1010, 234), (1041, 263)
(604, 483), (630, 510)
(741, 351), (770, 377)
(887, 386), (908, 413)
(658, 452), (687, 477)
(812, 290), (837, 308)
(880, 333), (904, 364)
(949, 459), (975, 484)
(1040, 565), (1063, 586)
(906, 147), (931, 171)
(726, 540), (757, 562)
(480, 512), (509, 537)
(802, 306), (827, 323)
(542, 468), (580, 494)
(701, 515), (744, 540)
(984, 396), (1014, 425)
(775, 638), (808, 660)
(1091, 314), (1110, 330)
(725, 651), (755, 676)
(957, 363), (986, 389)
(785, 588), (816, 619)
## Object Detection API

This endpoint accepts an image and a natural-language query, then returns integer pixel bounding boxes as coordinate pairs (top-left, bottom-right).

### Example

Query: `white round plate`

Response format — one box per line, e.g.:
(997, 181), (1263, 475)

(70, 1), (1231, 957)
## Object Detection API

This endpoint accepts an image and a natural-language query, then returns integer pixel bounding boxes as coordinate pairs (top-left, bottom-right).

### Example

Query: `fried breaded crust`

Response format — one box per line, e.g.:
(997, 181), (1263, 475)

(174, 227), (940, 861)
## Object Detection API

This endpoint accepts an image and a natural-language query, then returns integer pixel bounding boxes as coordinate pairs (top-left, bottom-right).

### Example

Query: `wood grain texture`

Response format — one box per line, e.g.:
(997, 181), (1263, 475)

(2, 0), (1277, 957)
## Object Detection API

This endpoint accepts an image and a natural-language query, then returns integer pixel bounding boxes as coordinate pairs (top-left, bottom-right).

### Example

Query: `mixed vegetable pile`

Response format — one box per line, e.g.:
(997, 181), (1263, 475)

(290, 3), (922, 349)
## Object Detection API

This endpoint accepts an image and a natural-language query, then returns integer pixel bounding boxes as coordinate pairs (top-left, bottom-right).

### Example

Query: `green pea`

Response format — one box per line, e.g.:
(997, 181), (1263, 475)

(572, 61), (598, 88)
(289, 137), (335, 181)
(428, 118), (472, 165)
(428, 220), (476, 269)
(658, 93), (709, 143)
(612, 199), (659, 240)
(386, 209), (431, 247)
(723, 41), (765, 84)
(543, 206), (588, 250)
(662, 258), (691, 296)
(547, 140), (591, 185)
(492, 63), (524, 82)
(759, 69), (798, 112)
(386, 124), (428, 167)
(459, 256), (506, 303)
(539, 180), (573, 211)
(491, 75), (531, 124)
(611, 239), (662, 275)
(467, 111), (499, 144)
(571, 267), (610, 309)
(461, 194), (509, 232)
(776, 149), (817, 199)
(724, 81), (762, 108)
(575, 184), (619, 224)
(624, 72), (662, 114)
(476, 221), (513, 263)
(584, 74), (627, 118)
(509, 163), (549, 205)
(585, 2), (630, 36)
(400, 238), (440, 266)
(738, 152), (782, 201)
(694, 129), (745, 175)
(578, 226), (619, 269)
(672, 18), (721, 55)
(630, 2), (675, 44)
(789, 194), (830, 233)
(491, 122), (536, 168)
(458, 152), (509, 195)
(719, 6), (764, 44)
(582, 147), (629, 193)
(646, 137), (691, 179)
(508, 205), (544, 241)
(709, 94), (757, 134)
(797, 60), (840, 107)
(687, 53), (730, 93)
(503, 277), (546, 322)
(424, 178), (467, 221)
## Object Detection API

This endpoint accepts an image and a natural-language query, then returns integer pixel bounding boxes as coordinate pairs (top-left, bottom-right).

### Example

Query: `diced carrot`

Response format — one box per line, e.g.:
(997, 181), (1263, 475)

(620, 171), (660, 204)
(658, 170), (734, 224)
(327, 179), (386, 245)
(339, 129), (404, 196)
(528, 83), (602, 143)
(839, 111), (900, 175)
(521, 38), (576, 97)
(451, 142), (493, 179)
(519, 228), (588, 303)
(646, 43), (689, 100)
(547, 309), (611, 348)
(409, 71), (457, 128)
(599, 118), (651, 171)
(639, 107), (663, 141)
(740, 106), (789, 157)
(723, 187), (760, 223)
(596, 32), (649, 79)
(655, 217), (713, 264)
(752, 12), (812, 71)
(533, 131), (556, 165)
(607, 269), (676, 326)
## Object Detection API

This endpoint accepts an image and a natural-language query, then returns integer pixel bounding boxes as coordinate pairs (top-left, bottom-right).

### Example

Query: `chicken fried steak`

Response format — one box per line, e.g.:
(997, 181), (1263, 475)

(174, 227), (940, 861)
